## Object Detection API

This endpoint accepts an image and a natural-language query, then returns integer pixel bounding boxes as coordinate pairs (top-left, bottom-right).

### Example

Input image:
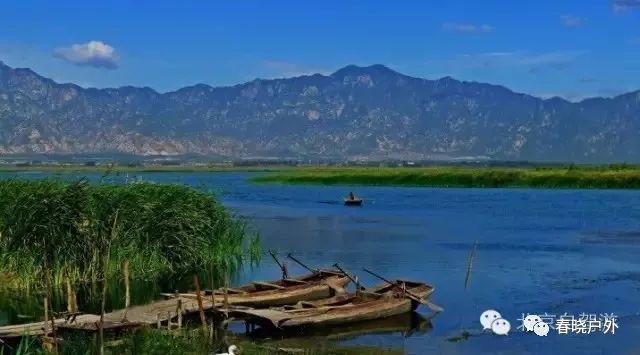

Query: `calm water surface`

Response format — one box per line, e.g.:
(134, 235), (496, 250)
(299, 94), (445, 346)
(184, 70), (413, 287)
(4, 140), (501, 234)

(2, 171), (640, 354)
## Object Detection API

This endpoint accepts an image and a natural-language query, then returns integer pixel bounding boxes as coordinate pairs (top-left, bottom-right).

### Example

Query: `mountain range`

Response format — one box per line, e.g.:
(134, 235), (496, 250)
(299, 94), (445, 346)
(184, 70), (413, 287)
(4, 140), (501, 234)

(1, 61), (639, 162)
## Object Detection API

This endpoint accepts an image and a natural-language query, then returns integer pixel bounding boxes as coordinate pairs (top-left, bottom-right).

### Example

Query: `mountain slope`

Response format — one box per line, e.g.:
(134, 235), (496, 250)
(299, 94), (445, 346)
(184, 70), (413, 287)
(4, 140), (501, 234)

(0, 61), (638, 161)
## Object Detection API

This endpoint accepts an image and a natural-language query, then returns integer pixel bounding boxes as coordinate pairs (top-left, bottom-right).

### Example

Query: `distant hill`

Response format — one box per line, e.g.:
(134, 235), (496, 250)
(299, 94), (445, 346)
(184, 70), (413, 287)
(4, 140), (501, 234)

(1, 61), (638, 162)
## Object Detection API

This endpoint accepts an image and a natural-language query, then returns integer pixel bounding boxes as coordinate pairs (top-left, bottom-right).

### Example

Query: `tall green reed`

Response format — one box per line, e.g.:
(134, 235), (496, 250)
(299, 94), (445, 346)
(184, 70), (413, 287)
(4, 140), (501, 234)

(0, 179), (260, 291)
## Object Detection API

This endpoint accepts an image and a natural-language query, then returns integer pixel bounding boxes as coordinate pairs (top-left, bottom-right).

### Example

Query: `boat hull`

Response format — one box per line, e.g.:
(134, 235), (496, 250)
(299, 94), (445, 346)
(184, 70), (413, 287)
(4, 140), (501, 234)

(344, 199), (363, 206)
(168, 270), (350, 308)
(230, 281), (434, 329)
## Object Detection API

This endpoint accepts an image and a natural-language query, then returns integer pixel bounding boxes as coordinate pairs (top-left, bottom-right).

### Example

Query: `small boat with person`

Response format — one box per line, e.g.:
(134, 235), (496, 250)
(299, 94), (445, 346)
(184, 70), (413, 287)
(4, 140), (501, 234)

(344, 192), (363, 206)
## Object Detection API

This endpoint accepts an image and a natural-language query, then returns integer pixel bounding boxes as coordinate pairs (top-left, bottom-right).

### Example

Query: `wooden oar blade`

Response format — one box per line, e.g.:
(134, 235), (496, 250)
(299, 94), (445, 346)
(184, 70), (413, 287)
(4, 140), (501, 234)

(425, 300), (444, 313)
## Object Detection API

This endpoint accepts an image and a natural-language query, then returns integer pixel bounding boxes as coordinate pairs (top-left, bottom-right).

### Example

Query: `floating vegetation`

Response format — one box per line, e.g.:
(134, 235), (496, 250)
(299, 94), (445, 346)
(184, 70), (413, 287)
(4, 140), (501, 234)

(253, 165), (640, 189)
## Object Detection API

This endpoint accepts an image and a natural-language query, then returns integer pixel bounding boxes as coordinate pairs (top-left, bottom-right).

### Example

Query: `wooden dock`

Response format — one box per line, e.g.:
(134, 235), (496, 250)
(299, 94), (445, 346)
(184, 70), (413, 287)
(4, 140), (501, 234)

(0, 297), (217, 338)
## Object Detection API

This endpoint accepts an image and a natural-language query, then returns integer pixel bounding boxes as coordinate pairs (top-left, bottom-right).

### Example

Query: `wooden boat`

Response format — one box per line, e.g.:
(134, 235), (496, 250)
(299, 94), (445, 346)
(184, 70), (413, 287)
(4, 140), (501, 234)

(246, 311), (432, 340)
(344, 198), (363, 206)
(228, 280), (434, 329)
(163, 268), (350, 308)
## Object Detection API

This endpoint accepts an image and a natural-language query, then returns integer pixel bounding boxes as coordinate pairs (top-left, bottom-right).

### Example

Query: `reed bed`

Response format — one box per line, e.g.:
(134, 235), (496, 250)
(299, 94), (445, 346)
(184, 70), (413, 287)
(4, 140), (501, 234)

(253, 165), (640, 189)
(1, 329), (402, 355)
(0, 179), (260, 291)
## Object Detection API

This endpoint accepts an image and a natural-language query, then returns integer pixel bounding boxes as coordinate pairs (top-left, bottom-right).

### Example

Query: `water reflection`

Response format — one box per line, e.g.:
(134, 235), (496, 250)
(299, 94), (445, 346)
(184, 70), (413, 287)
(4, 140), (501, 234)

(241, 312), (433, 340)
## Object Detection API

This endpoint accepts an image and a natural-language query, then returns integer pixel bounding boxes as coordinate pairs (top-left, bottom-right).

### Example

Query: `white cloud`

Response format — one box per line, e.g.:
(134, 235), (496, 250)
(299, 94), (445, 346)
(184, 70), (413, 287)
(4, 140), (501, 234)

(518, 51), (585, 71)
(442, 22), (494, 34)
(561, 15), (585, 27)
(613, 0), (640, 12)
(426, 50), (586, 73)
(53, 41), (119, 69)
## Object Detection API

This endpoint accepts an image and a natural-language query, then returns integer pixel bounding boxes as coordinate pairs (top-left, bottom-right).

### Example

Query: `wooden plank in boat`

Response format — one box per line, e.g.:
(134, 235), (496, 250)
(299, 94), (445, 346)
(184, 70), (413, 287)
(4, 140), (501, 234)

(211, 287), (247, 295)
(252, 281), (286, 290)
(284, 278), (309, 284)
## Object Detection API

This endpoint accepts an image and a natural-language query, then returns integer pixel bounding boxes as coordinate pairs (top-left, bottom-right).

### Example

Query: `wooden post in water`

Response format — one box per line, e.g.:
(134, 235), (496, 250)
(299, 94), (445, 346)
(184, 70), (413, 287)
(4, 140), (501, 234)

(223, 268), (229, 316)
(209, 264), (216, 308)
(43, 295), (50, 336)
(193, 275), (207, 331)
(464, 241), (478, 290)
(44, 264), (58, 354)
(99, 267), (108, 355)
(65, 275), (73, 313)
(176, 299), (183, 328)
(123, 260), (130, 309)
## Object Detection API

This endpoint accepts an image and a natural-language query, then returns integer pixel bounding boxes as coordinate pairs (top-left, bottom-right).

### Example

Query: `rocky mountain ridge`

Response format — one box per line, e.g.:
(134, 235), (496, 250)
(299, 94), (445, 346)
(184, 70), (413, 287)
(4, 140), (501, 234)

(1, 61), (638, 162)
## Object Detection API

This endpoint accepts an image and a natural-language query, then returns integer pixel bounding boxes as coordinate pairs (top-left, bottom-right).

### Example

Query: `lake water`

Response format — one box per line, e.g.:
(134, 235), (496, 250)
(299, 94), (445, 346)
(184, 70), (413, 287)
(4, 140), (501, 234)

(2, 171), (640, 354)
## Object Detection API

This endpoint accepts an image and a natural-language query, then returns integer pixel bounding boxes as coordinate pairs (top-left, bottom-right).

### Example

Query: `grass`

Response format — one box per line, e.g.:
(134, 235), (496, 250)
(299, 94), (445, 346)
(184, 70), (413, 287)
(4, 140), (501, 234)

(252, 164), (640, 189)
(0, 179), (261, 291)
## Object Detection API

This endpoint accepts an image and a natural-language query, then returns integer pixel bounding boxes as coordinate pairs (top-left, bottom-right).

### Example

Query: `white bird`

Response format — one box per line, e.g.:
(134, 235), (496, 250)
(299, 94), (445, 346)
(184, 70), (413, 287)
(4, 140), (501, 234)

(215, 345), (238, 355)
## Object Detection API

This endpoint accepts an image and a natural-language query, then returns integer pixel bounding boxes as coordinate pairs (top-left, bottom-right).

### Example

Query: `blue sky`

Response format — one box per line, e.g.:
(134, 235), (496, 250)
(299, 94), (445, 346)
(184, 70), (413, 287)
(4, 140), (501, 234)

(1, 0), (639, 100)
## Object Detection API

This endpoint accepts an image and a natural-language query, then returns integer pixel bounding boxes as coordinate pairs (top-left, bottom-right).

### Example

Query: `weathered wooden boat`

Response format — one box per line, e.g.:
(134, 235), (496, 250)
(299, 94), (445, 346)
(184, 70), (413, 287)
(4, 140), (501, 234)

(344, 198), (363, 206)
(228, 280), (434, 329)
(247, 311), (432, 340)
(163, 268), (351, 308)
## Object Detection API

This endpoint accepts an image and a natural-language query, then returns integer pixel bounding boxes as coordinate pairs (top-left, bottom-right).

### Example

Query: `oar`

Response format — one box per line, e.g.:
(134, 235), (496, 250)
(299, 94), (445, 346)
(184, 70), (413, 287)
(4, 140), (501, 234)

(362, 268), (444, 313)
(333, 263), (366, 291)
(269, 250), (288, 279)
(287, 254), (318, 274)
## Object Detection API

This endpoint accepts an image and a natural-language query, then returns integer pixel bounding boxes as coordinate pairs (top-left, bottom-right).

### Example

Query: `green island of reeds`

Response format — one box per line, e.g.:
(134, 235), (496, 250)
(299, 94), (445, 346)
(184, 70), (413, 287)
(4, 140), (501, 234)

(0, 179), (260, 290)
(252, 164), (640, 189)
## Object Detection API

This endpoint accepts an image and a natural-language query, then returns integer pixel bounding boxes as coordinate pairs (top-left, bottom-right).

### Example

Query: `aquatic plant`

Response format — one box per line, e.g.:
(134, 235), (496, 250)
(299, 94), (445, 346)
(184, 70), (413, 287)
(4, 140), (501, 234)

(253, 166), (640, 189)
(0, 336), (45, 355)
(0, 179), (260, 291)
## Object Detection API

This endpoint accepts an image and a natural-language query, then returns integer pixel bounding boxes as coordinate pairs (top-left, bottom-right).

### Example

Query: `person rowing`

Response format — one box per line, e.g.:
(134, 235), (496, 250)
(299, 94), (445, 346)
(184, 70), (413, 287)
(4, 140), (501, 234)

(349, 192), (355, 200)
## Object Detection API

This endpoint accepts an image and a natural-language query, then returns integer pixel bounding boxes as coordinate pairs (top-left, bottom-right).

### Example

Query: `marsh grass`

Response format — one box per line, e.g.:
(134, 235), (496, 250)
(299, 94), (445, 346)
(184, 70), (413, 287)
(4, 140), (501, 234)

(0, 179), (260, 292)
(253, 165), (640, 189)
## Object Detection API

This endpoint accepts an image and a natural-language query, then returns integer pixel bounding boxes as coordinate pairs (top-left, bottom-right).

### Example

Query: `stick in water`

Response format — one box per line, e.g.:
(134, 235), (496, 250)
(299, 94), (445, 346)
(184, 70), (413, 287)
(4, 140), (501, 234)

(464, 241), (478, 290)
